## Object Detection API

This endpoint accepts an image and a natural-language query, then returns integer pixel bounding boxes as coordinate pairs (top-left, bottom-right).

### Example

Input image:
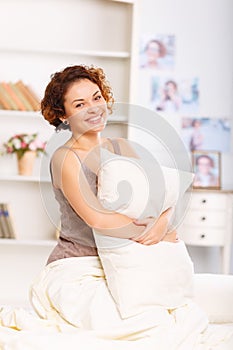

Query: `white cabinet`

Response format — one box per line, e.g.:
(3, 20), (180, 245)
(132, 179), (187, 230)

(178, 190), (233, 274)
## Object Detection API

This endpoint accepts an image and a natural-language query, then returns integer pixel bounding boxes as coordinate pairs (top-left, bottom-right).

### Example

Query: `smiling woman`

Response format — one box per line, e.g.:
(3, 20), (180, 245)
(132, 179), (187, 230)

(29, 64), (196, 343)
(40, 64), (159, 264)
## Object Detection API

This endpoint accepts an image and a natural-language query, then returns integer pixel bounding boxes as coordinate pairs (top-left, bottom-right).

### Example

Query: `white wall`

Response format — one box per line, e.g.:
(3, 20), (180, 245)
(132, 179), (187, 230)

(137, 0), (233, 273)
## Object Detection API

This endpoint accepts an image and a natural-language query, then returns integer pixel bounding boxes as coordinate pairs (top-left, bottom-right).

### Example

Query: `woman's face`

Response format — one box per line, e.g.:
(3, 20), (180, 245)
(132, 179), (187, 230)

(63, 79), (108, 134)
(197, 157), (212, 175)
(146, 41), (160, 63)
(165, 82), (176, 95)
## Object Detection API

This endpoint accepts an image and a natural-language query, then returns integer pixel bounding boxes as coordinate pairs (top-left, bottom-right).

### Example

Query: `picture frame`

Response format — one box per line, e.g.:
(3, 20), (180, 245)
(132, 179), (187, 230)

(139, 34), (176, 71)
(192, 150), (221, 190)
(150, 76), (199, 114)
(181, 117), (231, 153)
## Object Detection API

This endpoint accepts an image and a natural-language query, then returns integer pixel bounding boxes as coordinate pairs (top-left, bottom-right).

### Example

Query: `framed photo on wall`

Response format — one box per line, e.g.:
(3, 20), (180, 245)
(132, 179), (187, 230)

(181, 117), (231, 153)
(139, 34), (176, 71)
(192, 150), (221, 189)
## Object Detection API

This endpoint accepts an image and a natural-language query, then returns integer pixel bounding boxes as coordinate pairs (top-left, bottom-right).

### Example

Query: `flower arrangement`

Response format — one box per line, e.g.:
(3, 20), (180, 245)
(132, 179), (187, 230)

(2, 133), (47, 159)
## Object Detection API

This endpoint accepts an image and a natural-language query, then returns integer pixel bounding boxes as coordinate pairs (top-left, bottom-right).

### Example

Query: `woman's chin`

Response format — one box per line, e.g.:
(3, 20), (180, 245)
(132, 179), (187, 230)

(85, 122), (107, 134)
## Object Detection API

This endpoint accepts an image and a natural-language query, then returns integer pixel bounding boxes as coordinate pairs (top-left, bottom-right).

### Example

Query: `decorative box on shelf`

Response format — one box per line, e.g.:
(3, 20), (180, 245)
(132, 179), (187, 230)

(178, 189), (233, 274)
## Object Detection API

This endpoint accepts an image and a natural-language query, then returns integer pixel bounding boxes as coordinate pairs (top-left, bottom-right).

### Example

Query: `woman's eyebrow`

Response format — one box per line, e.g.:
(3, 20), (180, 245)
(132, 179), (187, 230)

(72, 98), (84, 103)
(72, 90), (100, 104)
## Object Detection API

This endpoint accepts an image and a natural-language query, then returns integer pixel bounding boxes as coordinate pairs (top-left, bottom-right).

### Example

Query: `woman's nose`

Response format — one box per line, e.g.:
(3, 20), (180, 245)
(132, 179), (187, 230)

(87, 103), (99, 113)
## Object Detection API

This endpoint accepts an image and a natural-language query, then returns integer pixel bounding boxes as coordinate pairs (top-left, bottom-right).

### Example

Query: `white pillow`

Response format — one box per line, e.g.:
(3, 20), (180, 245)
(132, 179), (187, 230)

(93, 149), (195, 318)
(97, 148), (194, 219)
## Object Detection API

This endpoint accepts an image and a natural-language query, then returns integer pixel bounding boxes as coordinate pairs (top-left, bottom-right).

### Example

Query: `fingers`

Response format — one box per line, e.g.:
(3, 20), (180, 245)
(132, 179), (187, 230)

(137, 238), (153, 245)
(133, 218), (150, 226)
(131, 233), (160, 245)
(133, 216), (155, 226)
(131, 231), (148, 242)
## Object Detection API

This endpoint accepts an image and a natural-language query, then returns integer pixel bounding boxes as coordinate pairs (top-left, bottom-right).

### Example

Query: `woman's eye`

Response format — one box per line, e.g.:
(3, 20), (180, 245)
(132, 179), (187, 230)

(75, 103), (84, 108)
(95, 95), (102, 101)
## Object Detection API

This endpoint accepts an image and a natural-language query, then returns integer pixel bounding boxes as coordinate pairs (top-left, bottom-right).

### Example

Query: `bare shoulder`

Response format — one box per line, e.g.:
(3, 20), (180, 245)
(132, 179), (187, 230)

(51, 146), (81, 171)
(114, 137), (139, 157)
(50, 147), (82, 189)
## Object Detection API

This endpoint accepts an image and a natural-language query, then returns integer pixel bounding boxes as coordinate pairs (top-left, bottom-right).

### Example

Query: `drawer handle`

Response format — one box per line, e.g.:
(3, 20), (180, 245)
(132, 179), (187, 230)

(201, 199), (207, 204)
(201, 216), (206, 221)
(200, 234), (206, 239)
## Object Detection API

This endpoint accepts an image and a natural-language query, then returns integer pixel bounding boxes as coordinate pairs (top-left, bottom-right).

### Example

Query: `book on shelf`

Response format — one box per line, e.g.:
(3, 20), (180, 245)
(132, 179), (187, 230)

(15, 80), (40, 111)
(0, 83), (18, 110)
(0, 95), (8, 110)
(4, 82), (27, 111)
(0, 80), (41, 112)
(10, 82), (34, 111)
(0, 203), (16, 239)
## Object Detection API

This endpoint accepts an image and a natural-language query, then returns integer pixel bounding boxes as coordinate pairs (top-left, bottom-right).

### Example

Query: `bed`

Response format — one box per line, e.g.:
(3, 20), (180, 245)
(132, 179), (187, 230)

(0, 271), (233, 350)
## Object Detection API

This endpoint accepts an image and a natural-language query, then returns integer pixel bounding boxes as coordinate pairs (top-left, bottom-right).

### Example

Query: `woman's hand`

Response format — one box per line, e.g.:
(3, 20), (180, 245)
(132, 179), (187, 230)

(131, 208), (179, 245)
(131, 217), (164, 245)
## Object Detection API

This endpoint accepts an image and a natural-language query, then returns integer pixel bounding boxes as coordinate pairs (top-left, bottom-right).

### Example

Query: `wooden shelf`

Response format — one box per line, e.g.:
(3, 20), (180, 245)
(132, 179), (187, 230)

(111, 0), (134, 3)
(0, 238), (56, 247)
(0, 175), (51, 183)
(0, 47), (130, 59)
(0, 110), (41, 118)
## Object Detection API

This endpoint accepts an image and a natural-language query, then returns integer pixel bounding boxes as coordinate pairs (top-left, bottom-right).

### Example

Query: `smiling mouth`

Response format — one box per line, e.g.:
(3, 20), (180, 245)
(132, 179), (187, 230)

(85, 115), (104, 124)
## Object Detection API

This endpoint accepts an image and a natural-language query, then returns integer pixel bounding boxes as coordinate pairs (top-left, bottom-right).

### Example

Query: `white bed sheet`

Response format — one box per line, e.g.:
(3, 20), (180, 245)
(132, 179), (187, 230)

(1, 256), (233, 350)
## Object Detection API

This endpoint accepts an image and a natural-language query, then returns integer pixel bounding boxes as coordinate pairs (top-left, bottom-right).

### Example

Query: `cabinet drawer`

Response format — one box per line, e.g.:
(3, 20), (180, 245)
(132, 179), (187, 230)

(178, 227), (225, 246)
(189, 193), (227, 210)
(183, 210), (227, 228)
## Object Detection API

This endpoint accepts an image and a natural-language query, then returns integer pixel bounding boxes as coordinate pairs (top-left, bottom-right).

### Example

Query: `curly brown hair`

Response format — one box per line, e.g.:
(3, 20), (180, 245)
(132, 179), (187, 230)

(41, 65), (114, 130)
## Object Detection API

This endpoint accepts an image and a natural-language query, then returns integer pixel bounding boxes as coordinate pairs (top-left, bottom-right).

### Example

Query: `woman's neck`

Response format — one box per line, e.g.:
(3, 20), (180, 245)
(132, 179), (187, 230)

(69, 133), (103, 151)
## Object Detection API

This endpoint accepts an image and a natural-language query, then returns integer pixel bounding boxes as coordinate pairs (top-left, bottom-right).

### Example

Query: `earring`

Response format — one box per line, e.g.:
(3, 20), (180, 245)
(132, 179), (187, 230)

(63, 120), (69, 125)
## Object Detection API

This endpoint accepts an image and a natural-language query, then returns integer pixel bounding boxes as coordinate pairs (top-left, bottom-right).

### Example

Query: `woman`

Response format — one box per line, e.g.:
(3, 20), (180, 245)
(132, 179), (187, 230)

(30, 65), (206, 343)
(189, 119), (204, 151)
(156, 80), (181, 113)
(41, 64), (178, 265)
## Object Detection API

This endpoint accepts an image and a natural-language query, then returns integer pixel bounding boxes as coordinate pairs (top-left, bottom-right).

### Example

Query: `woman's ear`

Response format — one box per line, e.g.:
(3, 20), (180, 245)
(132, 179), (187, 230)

(59, 118), (69, 125)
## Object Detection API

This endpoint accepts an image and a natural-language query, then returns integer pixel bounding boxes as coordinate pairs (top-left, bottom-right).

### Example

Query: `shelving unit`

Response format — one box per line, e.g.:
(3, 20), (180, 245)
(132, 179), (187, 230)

(0, 0), (137, 305)
(0, 175), (50, 183)
(0, 46), (130, 57)
(0, 110), (41, 118)
(0, 239), (56, 247)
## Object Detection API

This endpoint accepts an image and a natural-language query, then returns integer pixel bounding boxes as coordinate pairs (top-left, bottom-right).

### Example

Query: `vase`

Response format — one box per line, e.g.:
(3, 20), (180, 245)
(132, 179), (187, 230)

(17, 151), (36, 176)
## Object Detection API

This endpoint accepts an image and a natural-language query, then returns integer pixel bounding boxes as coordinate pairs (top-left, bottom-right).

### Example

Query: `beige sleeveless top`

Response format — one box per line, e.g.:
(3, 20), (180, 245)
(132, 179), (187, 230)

(46, 138), (121, 265)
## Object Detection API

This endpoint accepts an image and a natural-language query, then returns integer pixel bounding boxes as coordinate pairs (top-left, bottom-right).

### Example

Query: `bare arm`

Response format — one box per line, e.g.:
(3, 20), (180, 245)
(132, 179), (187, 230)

(52, 148), (145, 239)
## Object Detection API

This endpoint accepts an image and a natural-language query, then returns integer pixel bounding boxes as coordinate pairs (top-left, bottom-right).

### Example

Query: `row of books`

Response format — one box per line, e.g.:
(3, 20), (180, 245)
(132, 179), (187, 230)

(0, 203), (16, 239)
(0, 80), (40, 111)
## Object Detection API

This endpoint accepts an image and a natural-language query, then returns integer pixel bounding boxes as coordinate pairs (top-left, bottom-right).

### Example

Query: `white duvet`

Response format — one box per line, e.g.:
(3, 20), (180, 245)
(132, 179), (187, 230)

(1, 256), (233, 350)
